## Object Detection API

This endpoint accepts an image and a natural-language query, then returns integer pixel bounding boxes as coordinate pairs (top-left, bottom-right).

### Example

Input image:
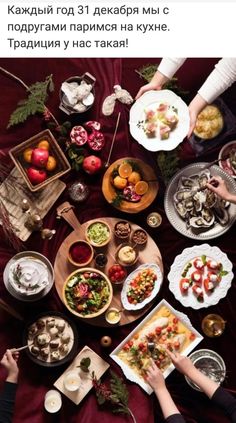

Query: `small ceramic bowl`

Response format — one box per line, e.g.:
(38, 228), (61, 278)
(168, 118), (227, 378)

(131, 229), (148, 246)
(85, 220), (111, 247)
(105, 307), (121, 325)
(115, 243), (138, 267)
(114, 221), (131, 240)
(68, 240), (94, 267)
(218, 140), (236, 179)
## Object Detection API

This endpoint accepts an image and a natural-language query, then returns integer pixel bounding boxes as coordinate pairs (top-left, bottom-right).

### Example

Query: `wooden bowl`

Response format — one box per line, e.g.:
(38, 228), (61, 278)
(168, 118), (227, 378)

(63, 268), (113, 319)
(85, 220), (111, 247)
(102, 157), (159, 214)
(68, 240), (94, 267)
(9, 129), (71, 192)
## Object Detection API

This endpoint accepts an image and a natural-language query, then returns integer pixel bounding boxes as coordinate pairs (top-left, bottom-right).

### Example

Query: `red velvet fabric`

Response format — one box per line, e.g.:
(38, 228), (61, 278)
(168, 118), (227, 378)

(0, 58), (236, 423)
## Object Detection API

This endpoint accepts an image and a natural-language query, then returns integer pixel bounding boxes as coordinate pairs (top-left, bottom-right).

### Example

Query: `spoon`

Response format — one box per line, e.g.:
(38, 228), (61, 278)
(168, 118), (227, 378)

(10, 343), (32, 352)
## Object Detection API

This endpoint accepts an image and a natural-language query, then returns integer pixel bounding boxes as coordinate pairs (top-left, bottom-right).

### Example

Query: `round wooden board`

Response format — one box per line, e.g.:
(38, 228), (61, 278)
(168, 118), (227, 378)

(54, 217), (163, 327)
(102, 157), (159, 213)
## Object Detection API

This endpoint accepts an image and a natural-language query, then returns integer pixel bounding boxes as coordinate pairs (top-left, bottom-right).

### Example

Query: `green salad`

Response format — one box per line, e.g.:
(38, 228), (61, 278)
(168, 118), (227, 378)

(65, 271), (110, 316)
(87, 222), (110, 245)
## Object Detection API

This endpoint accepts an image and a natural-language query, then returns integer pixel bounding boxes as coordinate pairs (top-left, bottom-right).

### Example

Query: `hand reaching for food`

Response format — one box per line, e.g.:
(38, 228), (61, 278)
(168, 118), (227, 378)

(146, 358), (166, 391)
(1, 349), (19, 383)
(206, 176), (236, 204)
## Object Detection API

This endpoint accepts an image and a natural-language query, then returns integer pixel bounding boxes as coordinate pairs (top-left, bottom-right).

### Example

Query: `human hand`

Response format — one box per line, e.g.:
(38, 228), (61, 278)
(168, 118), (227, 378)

(146, 359), (166, 392)
(1, 349), (19, 383)
(135, 70), (169, 100)
(206, 176), (231, 201)
(166, 350), (195, 377)
(187, 94), (208, 138)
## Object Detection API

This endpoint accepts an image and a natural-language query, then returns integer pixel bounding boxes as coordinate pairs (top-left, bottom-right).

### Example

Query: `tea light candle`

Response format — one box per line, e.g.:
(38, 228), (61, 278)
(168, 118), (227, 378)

(44, 390), (62, 413)
(64, 370), (81, 392)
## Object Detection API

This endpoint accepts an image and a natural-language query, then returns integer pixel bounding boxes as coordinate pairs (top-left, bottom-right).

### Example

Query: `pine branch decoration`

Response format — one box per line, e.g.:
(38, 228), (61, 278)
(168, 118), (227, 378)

(110, 371), (129, 409)
(7, 74), (54, 128)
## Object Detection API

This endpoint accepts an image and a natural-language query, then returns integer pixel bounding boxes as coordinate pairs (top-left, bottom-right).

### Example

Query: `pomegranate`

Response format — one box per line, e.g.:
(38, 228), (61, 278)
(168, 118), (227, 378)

(27, 167), (47, 185)
(82, 155), (102, 175)
(87, 131), (105, 151)
(31, 148), (49, 168)
(70, 126), (88, 146)
(84, 121), (101, 131)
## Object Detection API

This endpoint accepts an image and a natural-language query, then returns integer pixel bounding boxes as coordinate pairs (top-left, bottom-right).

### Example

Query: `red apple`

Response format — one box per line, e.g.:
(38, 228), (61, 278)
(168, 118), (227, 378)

(31, 148), (49, 168)
(82, 155), (102, 175)
(27, 167), (47, 185)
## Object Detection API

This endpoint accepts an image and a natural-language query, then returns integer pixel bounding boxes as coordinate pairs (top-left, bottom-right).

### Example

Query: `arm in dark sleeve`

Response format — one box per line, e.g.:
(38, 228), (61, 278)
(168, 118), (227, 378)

(211, 386), (236, 423)
(0, 382), (17, 423)
(166, 414), (186, 423)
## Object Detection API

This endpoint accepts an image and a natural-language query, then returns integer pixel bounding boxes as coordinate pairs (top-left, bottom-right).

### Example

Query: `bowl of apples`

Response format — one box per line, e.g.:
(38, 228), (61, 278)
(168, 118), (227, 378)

(9, 129), (71, 192)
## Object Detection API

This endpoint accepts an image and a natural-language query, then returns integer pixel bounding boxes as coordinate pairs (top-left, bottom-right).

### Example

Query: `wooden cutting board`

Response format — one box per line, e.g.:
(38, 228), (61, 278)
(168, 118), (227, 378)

(54, 202), (163, 327)
(0, 167), (66, 241)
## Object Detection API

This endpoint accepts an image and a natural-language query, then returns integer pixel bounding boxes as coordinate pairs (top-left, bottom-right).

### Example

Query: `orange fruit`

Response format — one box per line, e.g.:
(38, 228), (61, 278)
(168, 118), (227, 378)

(38, 140), (50, 150)
(46, 156), (57, 171)
(113, 176), (128, 190)
(23, 148), (33, 163)
(135, 180), (149, 195)
(128, 171), (141, 185)
(118, 162), (132, 178)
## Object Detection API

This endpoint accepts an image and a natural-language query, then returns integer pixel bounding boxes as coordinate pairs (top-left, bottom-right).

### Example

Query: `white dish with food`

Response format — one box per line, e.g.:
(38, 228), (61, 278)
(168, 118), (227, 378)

(110, 299), (203, 394)
(121, 263), (163, 310)
(129, 90), (190, 152)
(168, 244), (233, 309)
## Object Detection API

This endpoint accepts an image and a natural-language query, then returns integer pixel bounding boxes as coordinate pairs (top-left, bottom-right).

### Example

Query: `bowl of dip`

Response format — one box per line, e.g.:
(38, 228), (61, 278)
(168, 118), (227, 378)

(105, 307), (121, 325)
(85, 220), (111, 247)
(68, 240), (94, 267)
(115, 243), (138, 267)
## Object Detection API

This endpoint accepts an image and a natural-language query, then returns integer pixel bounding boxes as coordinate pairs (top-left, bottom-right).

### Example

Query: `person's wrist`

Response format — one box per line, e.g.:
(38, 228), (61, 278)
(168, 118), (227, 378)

(225, 192), (236, 203)
(154, 384), (167, 395)
(7, 370), (19, 383)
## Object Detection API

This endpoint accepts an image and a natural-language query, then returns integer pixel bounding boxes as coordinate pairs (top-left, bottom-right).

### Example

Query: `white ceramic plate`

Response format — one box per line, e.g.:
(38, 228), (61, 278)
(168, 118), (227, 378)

(121, 263), (163, 310)
(110, 299), (203, 394)
(164, 162), (236, 240)
(129, 90), (190, 152)
(3, 251), (54, 302)
(168, 244), (233, 309)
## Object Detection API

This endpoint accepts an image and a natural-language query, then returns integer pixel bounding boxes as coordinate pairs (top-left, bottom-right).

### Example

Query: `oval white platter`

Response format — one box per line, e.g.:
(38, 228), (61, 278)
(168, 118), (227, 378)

(121, 263), (163, 310)
(168, 243), (233, 309)
(129, 90), (190, 152)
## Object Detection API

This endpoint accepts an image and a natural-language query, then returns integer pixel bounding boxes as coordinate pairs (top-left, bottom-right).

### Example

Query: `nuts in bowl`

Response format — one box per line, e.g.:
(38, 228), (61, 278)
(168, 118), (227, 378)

(115, 243), (138, 267)
(85, 220), (111, 247)
(63, 268), (113, 318)
(114, 221), (131, 240)
(131, 229), (147, 246)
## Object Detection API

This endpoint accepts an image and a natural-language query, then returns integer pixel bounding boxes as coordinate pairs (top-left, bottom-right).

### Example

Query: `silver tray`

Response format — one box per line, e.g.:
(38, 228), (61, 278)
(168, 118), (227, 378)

(3, 251), (54, 302)
(185, 349), (226, 391)
(164, 162), (236, 240)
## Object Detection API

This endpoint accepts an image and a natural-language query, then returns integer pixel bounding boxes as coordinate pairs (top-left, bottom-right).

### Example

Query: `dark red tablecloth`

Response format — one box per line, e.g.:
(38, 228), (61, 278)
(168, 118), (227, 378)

(0, 58), (236, 423)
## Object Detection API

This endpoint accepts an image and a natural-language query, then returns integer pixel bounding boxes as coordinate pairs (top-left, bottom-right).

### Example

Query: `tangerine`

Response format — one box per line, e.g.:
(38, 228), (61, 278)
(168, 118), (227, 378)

(134, 180), (149, 195)
(46, 156), (57, 171)
(113, 176), (128, 190)
(128, 171), (141, 185)
(37, 140), (50, 150)
(23, 148), (33, 163)
(118, 162), (132, 178)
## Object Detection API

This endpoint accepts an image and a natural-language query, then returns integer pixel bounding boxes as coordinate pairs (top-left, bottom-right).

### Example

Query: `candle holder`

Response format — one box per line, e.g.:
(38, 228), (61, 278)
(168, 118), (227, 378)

(64, 370), (81, 392)
(201, 314), (226, 337)
(44, 389), (62, 413)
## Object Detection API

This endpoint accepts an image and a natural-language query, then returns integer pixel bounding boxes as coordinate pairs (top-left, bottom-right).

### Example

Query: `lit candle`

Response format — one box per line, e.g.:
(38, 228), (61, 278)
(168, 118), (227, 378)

(44, 390), (62, 413)
(64, 370), (81, 392)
